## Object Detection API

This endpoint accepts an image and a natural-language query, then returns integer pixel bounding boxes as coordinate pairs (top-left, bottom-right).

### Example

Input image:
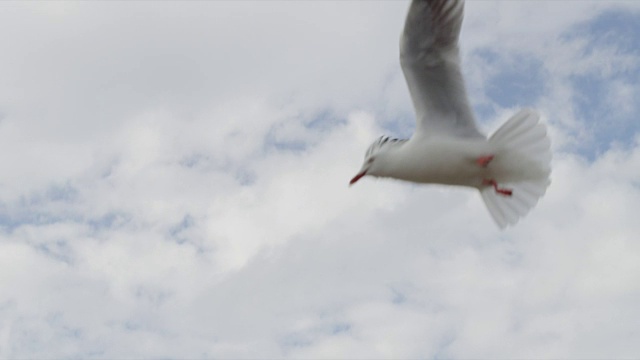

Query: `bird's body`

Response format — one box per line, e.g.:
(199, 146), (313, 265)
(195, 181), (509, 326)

(350, 0), (551, 228)
(369, 132), (548, 188)
(370, 136), (490, 187)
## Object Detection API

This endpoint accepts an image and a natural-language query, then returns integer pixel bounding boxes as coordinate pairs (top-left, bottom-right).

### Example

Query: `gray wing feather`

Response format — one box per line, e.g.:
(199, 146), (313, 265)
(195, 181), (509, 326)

(400, 0), (484, 139)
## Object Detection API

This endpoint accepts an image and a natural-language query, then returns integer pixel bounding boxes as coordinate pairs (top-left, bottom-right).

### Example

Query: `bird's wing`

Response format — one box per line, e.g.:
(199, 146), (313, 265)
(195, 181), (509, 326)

(400, 0), (484, 139)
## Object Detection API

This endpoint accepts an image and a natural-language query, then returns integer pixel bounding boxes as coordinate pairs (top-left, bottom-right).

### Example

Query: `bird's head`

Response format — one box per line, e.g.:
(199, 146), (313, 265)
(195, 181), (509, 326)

(350, 136), (406, 186)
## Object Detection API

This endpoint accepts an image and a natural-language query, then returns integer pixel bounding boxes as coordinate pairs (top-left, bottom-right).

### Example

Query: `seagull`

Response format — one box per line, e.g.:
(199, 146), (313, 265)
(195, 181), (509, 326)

(350, 0), (551, 228)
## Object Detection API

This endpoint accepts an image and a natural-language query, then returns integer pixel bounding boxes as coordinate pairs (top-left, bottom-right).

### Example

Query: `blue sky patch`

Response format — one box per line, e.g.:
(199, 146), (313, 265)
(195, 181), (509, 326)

(568, 10), (640, 57)
(35, 240), (75, 265)
(564, 9), (640, 159)
(476, 49), (546, 110)
(264, 110), (347, 153)
(169, 214), (195, 245)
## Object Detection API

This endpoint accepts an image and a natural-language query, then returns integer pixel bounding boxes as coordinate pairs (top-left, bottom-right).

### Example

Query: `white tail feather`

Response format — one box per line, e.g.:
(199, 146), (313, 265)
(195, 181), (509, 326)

(482, 109), (551, 229)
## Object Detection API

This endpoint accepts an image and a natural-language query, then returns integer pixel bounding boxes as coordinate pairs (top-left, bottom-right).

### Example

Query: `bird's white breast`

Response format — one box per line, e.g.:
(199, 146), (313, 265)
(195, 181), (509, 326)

(375, 136), (492, 188)
(371, 134), (549, 190)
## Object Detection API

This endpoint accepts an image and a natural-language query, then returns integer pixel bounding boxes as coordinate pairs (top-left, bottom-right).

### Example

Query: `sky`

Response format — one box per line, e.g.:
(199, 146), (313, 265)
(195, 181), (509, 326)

(1, 1), (640, 358)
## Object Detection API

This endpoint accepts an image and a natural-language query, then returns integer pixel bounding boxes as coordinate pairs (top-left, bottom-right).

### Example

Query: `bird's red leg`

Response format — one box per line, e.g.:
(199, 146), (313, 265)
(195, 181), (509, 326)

(482, 179), (513, 196)
(476, 155), (494, 168)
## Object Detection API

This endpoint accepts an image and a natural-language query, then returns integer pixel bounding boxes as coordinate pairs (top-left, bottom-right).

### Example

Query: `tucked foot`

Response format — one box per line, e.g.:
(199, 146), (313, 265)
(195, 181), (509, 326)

(482, 178), (513, 197)
(476, 155), (495, 168)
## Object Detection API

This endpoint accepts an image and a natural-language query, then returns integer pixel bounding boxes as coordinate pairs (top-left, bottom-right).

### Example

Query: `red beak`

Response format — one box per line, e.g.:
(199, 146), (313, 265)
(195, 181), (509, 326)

(349, 171), (366, 186)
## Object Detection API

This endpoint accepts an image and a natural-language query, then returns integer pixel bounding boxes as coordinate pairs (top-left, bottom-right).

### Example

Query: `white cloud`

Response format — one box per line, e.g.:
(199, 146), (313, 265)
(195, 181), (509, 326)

(1, 1), (640, 358)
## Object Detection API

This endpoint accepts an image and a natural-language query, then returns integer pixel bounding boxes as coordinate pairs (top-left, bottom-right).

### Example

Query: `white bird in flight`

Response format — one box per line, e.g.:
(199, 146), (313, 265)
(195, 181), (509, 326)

(350, 0), (551, 228)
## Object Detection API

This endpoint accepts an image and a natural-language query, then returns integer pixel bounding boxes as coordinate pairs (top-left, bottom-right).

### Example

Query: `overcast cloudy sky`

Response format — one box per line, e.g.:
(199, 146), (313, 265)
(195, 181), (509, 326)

(1, 1), (640, 358)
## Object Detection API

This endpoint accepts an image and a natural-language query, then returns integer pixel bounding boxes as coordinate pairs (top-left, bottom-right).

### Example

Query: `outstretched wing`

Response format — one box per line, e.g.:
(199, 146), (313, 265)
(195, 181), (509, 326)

(400, 0), (483, 139)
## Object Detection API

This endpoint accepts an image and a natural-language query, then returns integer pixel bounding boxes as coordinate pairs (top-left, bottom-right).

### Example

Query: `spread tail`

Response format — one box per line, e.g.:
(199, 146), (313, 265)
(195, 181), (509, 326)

(481, 109), (551, 229)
